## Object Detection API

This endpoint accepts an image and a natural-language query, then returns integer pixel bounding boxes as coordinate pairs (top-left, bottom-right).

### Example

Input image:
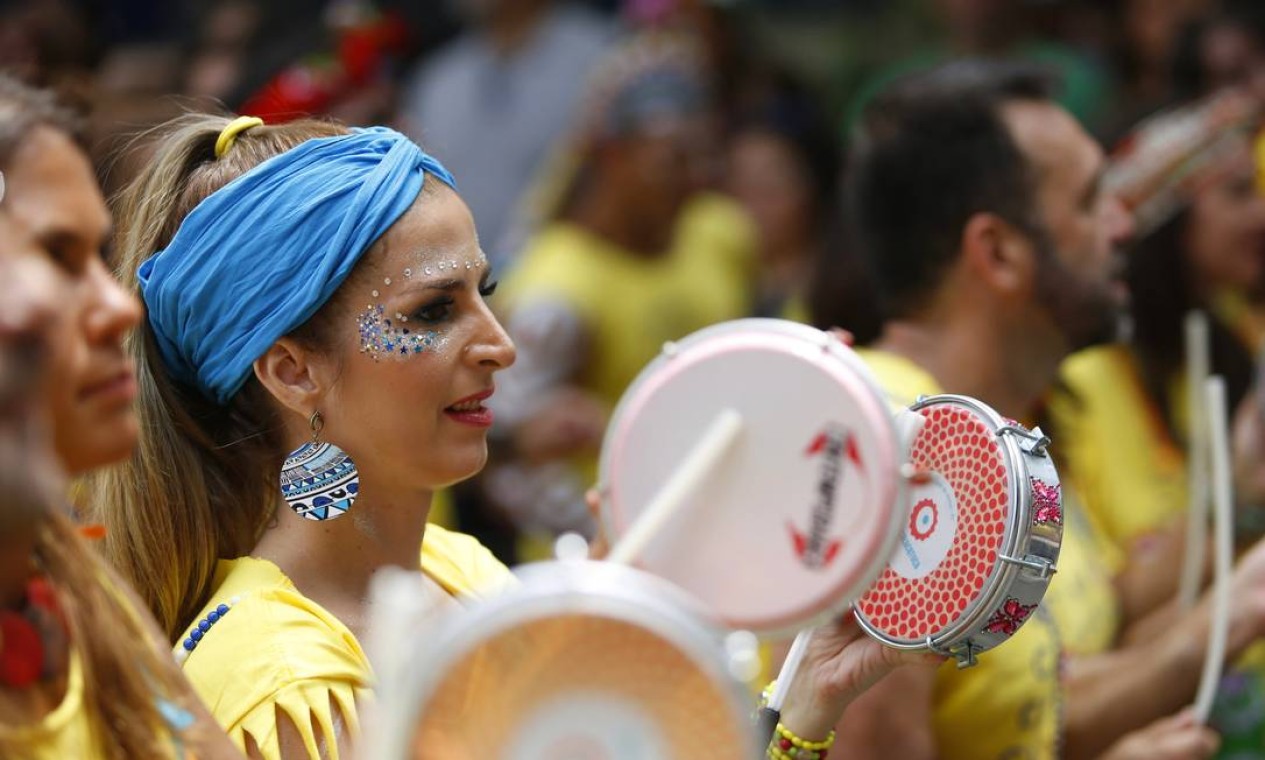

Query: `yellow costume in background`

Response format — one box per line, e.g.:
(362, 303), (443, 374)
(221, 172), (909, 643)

(1048, 345), (1188, 549)
(499, 193), (755, 410)
(176, 525), (510, 760)
(858, 348), (1120, 759)
(495, 193), (755, 559)
(12, 654), (92, 759)
(1051, 343), (1265, 755)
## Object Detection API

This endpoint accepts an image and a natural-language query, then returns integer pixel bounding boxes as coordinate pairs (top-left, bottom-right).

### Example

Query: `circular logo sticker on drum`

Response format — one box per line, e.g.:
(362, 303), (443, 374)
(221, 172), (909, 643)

(508, 693), (669, 760)
(890, 472), (958, 580)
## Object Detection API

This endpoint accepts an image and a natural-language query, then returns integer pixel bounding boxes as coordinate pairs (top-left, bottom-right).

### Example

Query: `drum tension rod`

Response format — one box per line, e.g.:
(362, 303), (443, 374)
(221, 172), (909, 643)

(999, 553), (1057, 580)
(926, 636), (980, 670)
(997, 425), (1052, 457)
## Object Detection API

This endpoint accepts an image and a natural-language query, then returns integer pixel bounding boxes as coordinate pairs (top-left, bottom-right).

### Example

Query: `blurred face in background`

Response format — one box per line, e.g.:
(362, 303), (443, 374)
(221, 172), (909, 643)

(2, 126), (142, 474)
(725, 128), (814, 257)
(617, 112), (711, 228)
(0, 198), (67, 600)
(1197, 18), (1265, 98)
(1185, 142), (1265, 293)
(1005, 100), (1135, 353)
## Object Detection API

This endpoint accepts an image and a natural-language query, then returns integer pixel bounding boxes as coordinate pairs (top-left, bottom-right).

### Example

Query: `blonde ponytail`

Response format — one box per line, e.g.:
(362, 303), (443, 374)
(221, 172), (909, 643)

(82, 114), (349, 638)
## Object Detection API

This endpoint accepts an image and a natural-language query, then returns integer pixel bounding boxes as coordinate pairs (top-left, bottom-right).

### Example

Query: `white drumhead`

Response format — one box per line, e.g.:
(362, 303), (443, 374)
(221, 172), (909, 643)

(600, 319), (904, 636)
(376, 561), (758, 759)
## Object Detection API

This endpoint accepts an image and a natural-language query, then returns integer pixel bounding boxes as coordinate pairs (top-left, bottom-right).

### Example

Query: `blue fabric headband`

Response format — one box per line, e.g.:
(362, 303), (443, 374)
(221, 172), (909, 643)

(138, 126), (456, 405)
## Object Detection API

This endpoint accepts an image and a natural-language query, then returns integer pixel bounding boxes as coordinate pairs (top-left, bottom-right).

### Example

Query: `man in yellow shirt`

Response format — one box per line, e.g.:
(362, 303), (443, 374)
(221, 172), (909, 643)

(832, 60), (1240, 759)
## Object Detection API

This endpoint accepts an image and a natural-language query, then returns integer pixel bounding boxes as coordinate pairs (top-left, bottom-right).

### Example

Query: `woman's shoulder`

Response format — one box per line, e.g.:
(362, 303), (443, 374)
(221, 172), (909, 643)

(175, 558), (371, 732)
(421, 524), (515, 601)
(1056, 344), (1134, 395)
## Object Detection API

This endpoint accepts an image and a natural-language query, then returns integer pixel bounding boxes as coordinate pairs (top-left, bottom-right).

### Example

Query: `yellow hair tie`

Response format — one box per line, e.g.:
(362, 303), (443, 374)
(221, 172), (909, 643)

(215, 116), (264, 159)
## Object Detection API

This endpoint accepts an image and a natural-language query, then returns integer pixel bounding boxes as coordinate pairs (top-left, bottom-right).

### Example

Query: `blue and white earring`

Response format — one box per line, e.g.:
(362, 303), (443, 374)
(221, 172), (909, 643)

(279, 411), (359, 521)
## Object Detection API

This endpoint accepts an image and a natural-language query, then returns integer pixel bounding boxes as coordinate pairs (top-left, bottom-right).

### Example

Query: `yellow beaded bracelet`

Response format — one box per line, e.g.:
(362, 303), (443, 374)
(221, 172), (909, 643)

(767, 721), (835, 759)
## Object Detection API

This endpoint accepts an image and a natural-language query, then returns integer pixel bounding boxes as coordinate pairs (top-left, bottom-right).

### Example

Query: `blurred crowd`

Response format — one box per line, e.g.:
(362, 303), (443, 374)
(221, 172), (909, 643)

(8, 0), (1265, 568)
(6, 0), (1265, 756)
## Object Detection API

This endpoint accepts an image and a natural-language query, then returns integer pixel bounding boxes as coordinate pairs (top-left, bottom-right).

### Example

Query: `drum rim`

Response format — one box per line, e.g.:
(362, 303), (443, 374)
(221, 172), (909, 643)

(597, 318), (905, 636)
(853, 393), (1044, 650)
(379, 560), (760, 759)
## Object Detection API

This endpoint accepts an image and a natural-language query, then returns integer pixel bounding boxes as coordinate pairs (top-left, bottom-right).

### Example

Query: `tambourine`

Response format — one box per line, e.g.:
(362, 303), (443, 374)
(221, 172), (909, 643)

(854, 394), (1063, 667)
(598, 318), (908, 637)
(371, 560), (760, 759)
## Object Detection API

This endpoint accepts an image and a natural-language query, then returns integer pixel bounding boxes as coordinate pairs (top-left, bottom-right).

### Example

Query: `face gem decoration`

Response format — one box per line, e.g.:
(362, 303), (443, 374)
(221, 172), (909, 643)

(354, 255), (487, 360)
(357, 304), (445, 360)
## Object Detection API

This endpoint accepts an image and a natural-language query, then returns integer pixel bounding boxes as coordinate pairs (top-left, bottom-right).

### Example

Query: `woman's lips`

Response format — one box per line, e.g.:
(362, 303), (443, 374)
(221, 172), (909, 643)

(80, 368), (137, 406)
(444, 388), (494, 428)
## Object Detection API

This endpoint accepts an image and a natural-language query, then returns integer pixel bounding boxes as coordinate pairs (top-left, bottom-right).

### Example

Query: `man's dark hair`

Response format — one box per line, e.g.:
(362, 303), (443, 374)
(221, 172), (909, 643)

(845, 60), (1056, 319)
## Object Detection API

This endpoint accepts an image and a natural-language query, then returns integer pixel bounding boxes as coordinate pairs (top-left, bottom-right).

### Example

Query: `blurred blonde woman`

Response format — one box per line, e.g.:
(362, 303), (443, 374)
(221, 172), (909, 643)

(0, 73), (241, 760)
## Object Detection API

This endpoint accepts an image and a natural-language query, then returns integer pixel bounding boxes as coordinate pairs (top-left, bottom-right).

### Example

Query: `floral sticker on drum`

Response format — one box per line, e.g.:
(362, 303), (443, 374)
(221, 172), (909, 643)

(889, 471), (958, 580)
(1031, 478), (1062, 526)
(984, 597), (1037, 637)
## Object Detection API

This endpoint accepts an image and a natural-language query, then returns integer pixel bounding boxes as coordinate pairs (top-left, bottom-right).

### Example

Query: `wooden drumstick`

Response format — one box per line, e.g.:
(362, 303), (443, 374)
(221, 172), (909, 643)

(1180, 311), (1212, 610)
(606, 408), (745, 565)
(1194, 376), (1234, 723)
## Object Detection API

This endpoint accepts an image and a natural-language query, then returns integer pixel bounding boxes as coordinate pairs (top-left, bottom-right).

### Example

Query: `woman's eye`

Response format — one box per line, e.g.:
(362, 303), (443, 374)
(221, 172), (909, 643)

(414, 300), (454, 324)
(479, 280), (499, 298)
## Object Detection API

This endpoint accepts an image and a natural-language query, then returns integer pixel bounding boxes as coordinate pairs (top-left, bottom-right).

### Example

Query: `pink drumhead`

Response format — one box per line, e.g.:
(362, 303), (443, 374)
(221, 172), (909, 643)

(600, 319), (904, 637)
(856, 397), (1017, 645)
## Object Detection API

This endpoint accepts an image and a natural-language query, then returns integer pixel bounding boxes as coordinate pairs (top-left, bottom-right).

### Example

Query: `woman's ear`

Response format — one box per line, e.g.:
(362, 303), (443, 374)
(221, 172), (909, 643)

(253, 338), (335, 417)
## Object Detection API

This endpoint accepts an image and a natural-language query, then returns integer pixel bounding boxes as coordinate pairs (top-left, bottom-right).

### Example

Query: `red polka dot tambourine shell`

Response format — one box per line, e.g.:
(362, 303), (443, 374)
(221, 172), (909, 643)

(855, 395), (1063, 668)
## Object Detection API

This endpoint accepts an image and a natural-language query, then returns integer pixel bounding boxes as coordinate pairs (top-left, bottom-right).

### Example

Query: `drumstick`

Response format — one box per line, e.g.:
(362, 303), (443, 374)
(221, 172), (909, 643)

(754, 628), (814, 746)
(606, 408), (744, 565)
(1180, 311), (1212, 610)
(1193, 376), (1234, 723)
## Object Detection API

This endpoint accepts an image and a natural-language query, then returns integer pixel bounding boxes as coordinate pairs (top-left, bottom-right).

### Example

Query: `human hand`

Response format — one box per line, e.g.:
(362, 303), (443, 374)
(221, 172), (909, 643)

(777, 612), (943, 741)
(512, 387), (607, 464)
(1097, 710), (1219, 760)
(1231, 392), (1265, 509)
(584, 487), (608, 560)
(1222, 534), (1265, 654)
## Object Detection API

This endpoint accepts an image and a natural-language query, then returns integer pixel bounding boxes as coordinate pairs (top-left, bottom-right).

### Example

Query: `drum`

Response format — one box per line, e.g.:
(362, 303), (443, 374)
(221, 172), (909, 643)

(598, 318), (907, 637)
(371, 560), (760, 759)
(854, 394), (1063, 668)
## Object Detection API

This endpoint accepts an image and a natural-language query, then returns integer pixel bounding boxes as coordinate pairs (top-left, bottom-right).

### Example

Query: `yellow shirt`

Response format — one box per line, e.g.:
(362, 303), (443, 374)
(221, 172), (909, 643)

(15, 640), (194, 759)
(858, 348), (1120, 759)
(177, 525), (511, 760)
(1048, 345), (1187, 549)
(7, 653), (92, 759)
(498, 192), (755, 411)
(1051, 344), (1265, 754)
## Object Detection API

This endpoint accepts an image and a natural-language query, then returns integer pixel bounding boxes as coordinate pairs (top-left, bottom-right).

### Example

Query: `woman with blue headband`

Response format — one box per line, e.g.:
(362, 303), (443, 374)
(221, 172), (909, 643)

(83, 110), (931, 760)
(78, 113), (517, 759)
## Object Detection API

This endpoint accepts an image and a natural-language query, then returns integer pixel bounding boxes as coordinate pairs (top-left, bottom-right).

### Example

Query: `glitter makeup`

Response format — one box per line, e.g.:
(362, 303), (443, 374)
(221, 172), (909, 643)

(357, 304), (445, 360)
(354, 254), (487, 360)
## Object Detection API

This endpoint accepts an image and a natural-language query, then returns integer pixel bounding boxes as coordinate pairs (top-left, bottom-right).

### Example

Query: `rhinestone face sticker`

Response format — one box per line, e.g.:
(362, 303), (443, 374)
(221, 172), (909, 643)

(357, 304), (444, 360)
(354, 255), (487, 360)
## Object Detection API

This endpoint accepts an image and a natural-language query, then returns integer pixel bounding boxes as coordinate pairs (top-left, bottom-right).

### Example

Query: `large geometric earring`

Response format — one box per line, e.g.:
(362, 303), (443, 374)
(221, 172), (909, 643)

(279, 411), (359, 521)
